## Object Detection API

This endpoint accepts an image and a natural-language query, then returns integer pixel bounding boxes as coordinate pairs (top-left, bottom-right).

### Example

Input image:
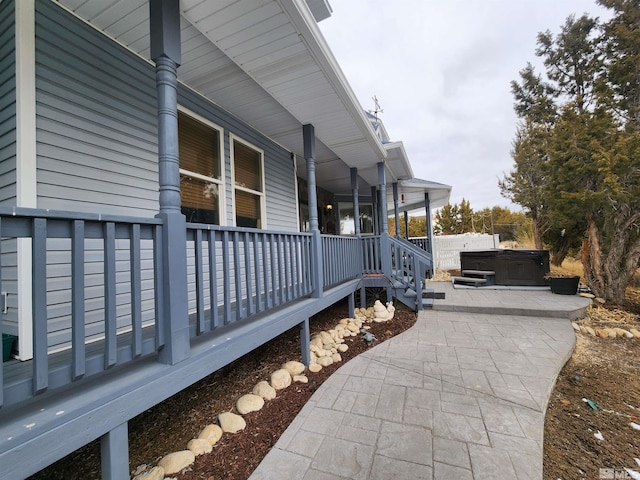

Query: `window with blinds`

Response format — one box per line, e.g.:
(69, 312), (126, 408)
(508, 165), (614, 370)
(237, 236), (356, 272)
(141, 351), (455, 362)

(232, 138), (265, 229)
(178, 111), (222, 224)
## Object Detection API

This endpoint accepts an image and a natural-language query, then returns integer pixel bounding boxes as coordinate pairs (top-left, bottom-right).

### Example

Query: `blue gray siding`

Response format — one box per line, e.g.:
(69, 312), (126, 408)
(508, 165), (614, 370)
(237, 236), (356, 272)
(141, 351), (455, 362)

(0, 1), (18, 337)
(0, 0), (16, 206)
(35, 0), (159, 216)
(28, 1), (300, 353)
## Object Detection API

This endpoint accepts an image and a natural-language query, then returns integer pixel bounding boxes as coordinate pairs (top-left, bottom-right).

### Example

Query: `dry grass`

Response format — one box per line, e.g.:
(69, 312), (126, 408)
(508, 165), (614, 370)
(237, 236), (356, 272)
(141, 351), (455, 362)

(553, 257), (585, 280)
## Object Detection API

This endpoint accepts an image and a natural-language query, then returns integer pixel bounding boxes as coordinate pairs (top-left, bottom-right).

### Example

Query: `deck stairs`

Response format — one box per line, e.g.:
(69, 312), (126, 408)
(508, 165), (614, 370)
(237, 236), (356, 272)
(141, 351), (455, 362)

(452, 269), (496, 287)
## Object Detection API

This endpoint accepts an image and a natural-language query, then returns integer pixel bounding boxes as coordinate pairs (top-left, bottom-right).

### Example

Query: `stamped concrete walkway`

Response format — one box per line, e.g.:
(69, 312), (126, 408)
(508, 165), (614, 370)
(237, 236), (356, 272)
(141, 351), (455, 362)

(249, 282), (591, 480)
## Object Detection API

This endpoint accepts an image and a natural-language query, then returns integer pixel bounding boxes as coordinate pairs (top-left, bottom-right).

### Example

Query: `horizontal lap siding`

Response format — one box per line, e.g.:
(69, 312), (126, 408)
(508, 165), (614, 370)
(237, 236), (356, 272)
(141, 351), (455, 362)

(0, 0), (16, 207)
(0, 1), (18, 336)
(24, 1), (299, 352)
(35, 0), (158, 216)
(34, 1), (159, 352)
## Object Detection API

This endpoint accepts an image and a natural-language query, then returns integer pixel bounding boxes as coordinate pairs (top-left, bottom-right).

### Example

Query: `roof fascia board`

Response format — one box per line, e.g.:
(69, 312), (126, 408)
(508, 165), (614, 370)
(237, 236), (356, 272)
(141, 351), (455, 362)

(384, 140), (414, 179)
(276, 0), (387, 161)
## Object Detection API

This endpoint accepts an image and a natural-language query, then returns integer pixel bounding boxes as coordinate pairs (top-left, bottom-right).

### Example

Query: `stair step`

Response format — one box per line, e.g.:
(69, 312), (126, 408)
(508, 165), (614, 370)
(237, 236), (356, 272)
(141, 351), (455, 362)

(452, 276), (487, 287)
(462, 269), (495, 277)
(422, 290), (446, 299)
(404, 288), (417, 298)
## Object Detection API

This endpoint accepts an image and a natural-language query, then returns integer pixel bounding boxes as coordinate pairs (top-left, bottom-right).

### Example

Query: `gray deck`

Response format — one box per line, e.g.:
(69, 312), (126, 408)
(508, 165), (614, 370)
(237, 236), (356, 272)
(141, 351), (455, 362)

(249, 282), (591, 480)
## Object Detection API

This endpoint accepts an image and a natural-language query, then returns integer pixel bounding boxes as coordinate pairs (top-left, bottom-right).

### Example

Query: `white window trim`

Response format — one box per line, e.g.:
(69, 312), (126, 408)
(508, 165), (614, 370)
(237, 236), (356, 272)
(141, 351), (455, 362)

(15, 0), (37, 360)
(177, 105), (226, 226)
(229, 134), (267, 229)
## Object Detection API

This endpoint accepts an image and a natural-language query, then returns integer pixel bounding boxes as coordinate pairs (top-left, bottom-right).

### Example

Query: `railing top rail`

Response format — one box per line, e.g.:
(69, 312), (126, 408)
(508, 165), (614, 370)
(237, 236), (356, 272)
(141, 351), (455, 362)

(390, 235), (433, 260)
(0, 206), (163, 225)
(186, 222), (313, 237)
(320, 234), (360, 241)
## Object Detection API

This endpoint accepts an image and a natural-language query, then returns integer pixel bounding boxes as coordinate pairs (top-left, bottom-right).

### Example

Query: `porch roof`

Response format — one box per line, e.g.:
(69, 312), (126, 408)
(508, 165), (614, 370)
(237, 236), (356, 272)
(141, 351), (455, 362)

(57, 0), (414, 195)
(388, 177), (452, 213)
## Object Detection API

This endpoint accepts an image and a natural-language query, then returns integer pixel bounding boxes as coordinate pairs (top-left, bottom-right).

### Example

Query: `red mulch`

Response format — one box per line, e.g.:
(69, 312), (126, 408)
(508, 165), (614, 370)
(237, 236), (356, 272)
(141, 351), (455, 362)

(29, 300), (417, 480)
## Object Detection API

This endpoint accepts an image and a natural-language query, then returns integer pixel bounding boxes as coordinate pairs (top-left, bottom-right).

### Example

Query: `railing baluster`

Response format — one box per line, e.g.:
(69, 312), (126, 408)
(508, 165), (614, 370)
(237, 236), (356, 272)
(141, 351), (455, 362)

(153, 224), (165, 348)
(284, 235), (291, 301)
(208, 230), (219, 330)
(233, 232), (243, 320)
(277, 235), (284, 305)
(130, 224), (142, 357)
(0, 218), (3, 406)
(263, 234), (271, 309)
(244, 232), (254, 316)
(270, 234), (277, 307)
(254, 233), (262, 313)
(104, 222), (117, 369)
(294, 236), (302, 298)
(72, 220), (86, 378)
(194, 229), (205, 335)
(32, 218), (48, 394)
(222, 231), (231, 325)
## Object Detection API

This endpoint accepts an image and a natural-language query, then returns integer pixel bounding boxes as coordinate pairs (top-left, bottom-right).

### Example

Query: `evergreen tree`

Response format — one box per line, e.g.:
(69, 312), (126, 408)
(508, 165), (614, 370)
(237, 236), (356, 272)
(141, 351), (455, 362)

(505, 2), (640, 303)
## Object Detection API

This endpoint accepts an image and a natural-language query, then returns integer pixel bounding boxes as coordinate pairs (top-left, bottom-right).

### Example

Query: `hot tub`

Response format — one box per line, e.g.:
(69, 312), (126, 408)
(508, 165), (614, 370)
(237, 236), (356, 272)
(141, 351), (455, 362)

(460, 249), (550, 286)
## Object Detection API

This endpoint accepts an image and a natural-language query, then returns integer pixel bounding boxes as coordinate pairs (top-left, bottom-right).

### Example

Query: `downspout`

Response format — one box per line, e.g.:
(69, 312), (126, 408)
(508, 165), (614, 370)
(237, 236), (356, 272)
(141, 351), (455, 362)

(150, 0), (189, 365)
(303, 124), (323, 298)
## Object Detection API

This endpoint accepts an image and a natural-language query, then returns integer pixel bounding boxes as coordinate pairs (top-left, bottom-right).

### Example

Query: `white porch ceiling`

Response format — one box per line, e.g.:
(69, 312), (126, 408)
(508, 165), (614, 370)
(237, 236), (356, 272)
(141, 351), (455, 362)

(57, 0), (414, 195)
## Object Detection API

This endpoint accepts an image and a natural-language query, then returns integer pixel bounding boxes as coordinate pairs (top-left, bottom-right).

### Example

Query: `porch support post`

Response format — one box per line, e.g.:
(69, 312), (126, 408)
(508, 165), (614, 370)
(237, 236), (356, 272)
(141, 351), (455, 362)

(101, 422), (129, 480)
(303, 124), (323, 298)
(350, 168), (360, 237)
(371, 186), (378, 235)
(404, 211), (409, 239)
(150, 0), (190, 364)
(424, 192), (434, 277)
(392, 182), (400, 238)
(378, 163), (392, 289)
(348, 292), (355, 318)
(299, 317), (310, 366)
(424, 193), (433, 256)
(378, 163), (389, 234)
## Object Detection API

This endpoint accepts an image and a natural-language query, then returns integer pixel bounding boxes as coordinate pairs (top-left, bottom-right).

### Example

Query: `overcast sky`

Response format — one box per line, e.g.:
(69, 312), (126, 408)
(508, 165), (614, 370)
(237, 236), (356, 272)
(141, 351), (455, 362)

(318, 0), (612, 211)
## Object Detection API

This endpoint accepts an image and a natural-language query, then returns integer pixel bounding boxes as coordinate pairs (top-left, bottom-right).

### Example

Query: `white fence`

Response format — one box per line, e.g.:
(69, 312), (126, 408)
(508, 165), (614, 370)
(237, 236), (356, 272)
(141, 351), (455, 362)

(432, 234), (500, 271)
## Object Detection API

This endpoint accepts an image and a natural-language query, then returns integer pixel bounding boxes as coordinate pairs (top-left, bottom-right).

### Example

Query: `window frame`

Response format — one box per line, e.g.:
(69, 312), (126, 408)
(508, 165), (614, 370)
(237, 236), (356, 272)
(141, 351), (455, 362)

(230, 134), (267, 229)
(177, 106), (226, 225)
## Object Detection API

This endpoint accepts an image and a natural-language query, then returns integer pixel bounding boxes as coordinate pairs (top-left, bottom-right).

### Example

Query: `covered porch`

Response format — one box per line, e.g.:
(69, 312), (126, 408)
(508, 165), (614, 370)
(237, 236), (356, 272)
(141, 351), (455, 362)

(0, 0), (450, 477)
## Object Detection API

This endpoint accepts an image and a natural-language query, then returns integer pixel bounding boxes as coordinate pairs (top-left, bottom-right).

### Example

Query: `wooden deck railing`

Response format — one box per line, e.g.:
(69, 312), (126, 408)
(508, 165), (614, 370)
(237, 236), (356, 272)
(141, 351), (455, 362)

(361, 235), (383, 274)
(0, 207), (432, 409)
(0, 208), (164, 408)
(321, 235), (362, 289)
(185, 225), (314, 335)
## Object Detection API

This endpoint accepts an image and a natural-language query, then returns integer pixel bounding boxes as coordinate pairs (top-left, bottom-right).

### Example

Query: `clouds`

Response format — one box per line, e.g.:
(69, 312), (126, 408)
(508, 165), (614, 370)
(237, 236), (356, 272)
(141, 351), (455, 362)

(319, 0), (611, 210)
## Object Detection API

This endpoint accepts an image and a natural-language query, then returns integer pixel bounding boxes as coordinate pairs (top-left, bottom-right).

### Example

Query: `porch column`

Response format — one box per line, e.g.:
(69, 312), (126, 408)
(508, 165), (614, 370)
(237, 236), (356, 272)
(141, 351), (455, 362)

(425, 192), (434, 277)
(101, 422), (129, 480)
(303, 124), (323, 298)
(378, 163), (389, 234)
(150, 0), (190, 364)
(371, 186), (378, 235)
(424, 193), (433, 256)
(404, 211), (409, 239)
(350, 168), (360, 237)
(378, 163), (392, 282)
(392, 182), (400, 238)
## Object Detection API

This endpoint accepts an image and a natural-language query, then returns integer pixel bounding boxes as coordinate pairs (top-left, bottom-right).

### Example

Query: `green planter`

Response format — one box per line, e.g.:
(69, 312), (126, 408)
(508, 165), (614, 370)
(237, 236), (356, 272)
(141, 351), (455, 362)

(3, 334), (16, 362)
(547, 276), (580, 295)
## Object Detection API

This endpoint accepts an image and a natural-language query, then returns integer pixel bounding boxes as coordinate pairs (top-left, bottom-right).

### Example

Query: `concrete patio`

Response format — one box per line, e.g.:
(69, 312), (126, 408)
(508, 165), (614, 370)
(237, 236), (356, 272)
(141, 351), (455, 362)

(248, 282), (591, 480)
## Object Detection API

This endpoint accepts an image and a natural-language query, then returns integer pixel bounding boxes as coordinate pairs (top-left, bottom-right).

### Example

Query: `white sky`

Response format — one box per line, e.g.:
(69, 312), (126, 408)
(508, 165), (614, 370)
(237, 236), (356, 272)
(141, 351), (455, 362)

(318, 0), (612, 211)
